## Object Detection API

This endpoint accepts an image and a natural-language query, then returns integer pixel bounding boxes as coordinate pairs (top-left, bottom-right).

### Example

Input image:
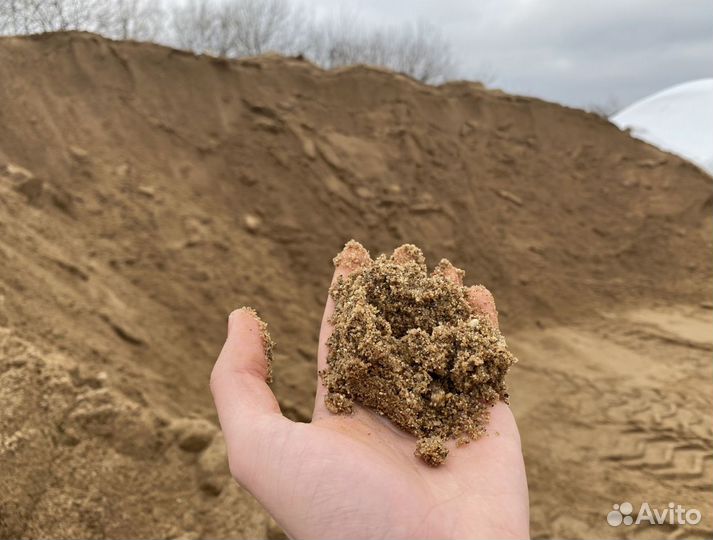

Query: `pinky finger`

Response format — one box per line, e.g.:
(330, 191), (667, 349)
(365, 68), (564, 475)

(466, 285), (499, 330)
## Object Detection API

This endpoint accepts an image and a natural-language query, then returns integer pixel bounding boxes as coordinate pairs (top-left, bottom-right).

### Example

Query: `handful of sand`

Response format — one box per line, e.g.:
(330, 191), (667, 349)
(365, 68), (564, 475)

(321, 241), (517, 466)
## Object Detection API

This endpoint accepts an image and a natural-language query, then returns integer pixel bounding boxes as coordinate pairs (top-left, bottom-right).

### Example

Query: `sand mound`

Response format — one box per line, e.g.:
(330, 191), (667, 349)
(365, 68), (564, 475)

(0, 32), (711, 538)
(0, 329), (272, 538)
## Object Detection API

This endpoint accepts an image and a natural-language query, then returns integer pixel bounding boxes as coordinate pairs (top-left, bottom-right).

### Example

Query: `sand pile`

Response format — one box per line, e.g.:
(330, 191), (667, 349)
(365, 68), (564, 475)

(0, 32), (710, 538)
(323, 241), (516, 465)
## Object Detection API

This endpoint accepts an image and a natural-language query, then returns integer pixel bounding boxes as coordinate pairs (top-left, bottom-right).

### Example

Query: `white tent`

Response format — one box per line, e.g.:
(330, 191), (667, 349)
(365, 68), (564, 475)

(612, 79), (713, 175)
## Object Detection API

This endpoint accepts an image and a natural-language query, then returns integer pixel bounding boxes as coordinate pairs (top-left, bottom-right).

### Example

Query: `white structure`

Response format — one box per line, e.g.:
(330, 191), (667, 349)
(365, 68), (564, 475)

(612, 79), (713, 175)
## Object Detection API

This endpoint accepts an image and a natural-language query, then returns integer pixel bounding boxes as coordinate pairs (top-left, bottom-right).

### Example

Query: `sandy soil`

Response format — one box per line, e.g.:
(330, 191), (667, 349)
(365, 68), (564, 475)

(0, 32), (711, 539)
(511, 305), (713, 538)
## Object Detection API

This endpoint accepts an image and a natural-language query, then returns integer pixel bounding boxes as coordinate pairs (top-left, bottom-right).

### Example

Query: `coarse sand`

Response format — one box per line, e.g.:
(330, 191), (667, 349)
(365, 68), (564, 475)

(321, 241), (517, 465)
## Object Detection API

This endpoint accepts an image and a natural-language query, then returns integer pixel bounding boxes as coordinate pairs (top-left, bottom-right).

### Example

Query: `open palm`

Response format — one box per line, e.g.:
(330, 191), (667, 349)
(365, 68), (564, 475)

(210, 248), (529, 539)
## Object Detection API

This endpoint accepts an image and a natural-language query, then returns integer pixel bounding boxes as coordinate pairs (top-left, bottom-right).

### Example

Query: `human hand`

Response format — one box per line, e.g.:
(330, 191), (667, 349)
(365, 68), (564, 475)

(210, 245), (529, 539)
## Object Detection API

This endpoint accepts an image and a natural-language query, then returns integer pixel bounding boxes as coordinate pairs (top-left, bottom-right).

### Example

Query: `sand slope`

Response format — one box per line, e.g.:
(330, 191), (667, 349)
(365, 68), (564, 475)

(0, 32), (711, 538)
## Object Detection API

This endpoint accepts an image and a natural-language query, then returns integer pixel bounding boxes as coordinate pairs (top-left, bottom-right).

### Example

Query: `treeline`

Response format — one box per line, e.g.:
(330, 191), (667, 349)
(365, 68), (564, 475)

(0, 0), (454, 83)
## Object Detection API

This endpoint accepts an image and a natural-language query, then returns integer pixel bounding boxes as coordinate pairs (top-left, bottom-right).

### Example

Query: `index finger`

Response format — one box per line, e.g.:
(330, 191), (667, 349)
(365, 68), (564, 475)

(312, 240), (371, 420)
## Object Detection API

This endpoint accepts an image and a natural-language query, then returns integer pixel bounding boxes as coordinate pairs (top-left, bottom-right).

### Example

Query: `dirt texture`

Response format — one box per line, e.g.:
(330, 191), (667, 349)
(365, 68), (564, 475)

(0, 31), (711, 539)
(323, 241), (516, 466)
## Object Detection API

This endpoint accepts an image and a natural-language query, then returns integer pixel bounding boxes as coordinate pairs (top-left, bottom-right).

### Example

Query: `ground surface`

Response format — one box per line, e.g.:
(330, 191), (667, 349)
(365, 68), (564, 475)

(511, 305), (713, 538)
(0, 32), (711, 539)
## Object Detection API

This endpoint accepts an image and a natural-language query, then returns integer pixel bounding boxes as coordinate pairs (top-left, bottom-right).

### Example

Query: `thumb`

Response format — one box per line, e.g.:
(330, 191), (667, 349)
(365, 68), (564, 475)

(210, 308), (293, 489)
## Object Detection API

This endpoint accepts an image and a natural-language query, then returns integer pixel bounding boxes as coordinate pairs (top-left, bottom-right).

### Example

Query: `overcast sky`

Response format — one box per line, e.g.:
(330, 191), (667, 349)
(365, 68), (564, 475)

(303, 0), (713, 112)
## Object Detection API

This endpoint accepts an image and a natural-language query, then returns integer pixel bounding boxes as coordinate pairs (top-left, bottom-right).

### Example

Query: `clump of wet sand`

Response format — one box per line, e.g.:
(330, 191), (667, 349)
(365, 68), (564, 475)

(321, 240), (517, 466)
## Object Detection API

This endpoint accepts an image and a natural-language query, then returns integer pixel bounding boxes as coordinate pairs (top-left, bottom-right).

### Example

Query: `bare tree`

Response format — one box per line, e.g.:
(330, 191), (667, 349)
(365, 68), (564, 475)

(95, 0), (165, 41)
(228, 0), (303, 56)
(1, 0), (456, 84)
(0, 0), (18, 34)
(168, 0), (303, 57)
(35, 0), (105, 32)
(0, 0), (108, 34)
(302, 6), (367, 67)
(304, 12), (454, 84)
(386, 22), (454, 83)
(170, 0), (219, 54)
(0, 0), (47, 34)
